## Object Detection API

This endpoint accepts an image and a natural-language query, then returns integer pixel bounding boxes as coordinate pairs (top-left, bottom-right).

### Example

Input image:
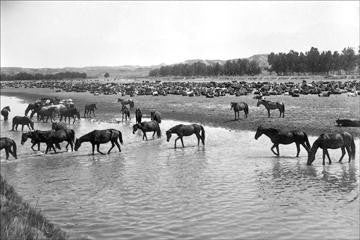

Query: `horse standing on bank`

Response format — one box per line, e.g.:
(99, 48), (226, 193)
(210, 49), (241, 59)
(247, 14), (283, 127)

(1, 106), (10, 121)
(132, 121), (161, 140)
(230, 102), (249, 120)
(257, 99), (285, 118)
(12, 116), (34, 131)
(84, 104), (97, 118)
(166, 124), (205, 148)
(307, 132), (356, 165)
(0, 137), (17, 160)
(118, 98), (135, 110)
(60, 108), (81, 124)
(254, 126), (310, 157)
(75, 129), (123, 155)
(151, 111), (161, 123)
(135, 108), (142, 124)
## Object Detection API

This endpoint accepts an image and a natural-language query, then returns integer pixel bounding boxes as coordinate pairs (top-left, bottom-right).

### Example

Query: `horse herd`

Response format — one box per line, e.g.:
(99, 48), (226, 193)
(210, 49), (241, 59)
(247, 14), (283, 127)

(0, 99), (357, 166)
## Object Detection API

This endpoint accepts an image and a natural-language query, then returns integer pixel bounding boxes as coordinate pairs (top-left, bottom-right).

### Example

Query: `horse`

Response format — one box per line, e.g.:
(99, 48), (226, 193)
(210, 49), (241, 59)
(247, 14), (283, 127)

(318, 91), (331, 97)
(21, 130), (60, 152)
(38, 107), (58, 122)
(25, 102), (42, 117)
(132, 121), (161, 140)
(336, 118), (360, 127)
(1, 106), (10, 121)
(166, 124), (205, 148)
(52, 122), (68, 131)
(257, 99), (285, 118)
(12, 116), (34, 131)
(254, 126), (310, 157)
(151, 111), (161, 123)
(60, 108), (81, 124)
(307, 132), (356, 165)
(347, 92), (358, 97)
(121, 105), (131, 122)
(135, 108), (142, 124)
(74, 129), (123, 155)
(230, 102), (249, 120)
(84, 104), (97, 118)
(118, 98), (135, 109)
(0, 137), (17, 160)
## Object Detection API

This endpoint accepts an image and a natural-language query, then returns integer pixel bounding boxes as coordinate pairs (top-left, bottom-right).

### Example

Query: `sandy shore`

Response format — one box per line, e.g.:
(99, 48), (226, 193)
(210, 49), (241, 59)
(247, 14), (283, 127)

(1, 87), (360, 137)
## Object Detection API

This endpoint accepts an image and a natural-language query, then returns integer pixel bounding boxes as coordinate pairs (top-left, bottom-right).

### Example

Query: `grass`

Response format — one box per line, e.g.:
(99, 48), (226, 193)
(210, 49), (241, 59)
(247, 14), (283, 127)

(0, 174), (68, 240)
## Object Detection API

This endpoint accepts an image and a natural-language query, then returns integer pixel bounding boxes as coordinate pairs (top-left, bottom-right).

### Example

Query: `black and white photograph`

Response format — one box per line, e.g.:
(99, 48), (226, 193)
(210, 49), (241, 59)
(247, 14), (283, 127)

(0, 1), (359, 239)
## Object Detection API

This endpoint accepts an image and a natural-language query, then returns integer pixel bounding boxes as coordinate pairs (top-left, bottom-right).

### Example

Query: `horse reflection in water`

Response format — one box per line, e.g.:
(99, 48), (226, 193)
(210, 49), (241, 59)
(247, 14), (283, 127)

(166, 124), (205, 148)
(307, 132), (356, 165)
(75, 129), (123, 155)
(0, 137), (17, 160)
(254, 126), (310, 157)
(132, 121), (161, 141)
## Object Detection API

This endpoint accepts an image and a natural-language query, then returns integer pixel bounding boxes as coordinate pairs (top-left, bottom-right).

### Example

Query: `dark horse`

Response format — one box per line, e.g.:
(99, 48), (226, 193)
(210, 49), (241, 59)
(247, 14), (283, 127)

(74, 129), (123, 155)
(257, 99), (285, 118)
(151, 111), (161, 123)
(254, 126), (310, 157)
(0, 137), (17, 160)
(1, 106), (10, 121)
(166, 124), (205, 148)
(84, 104), (97, 118)
(12, 116), (34, 131)
(135, 108), (142, 124)
(230, 102), (249, 120)
(307, 132), (356, 165)
(132, 121), (161, 140)
(25, 102), (41, 117)
(60, 108), (81, 124)
(21, 130), (60, 152)
(52, 122), (68, 131)
(118, 98), (135, 109)
(38, 108), (57, 122)
(121, 105), (131, 122)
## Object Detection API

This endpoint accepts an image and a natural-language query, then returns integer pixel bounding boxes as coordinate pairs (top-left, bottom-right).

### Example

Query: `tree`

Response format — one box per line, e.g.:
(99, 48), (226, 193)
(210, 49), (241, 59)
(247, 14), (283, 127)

(340, 47), (357, 73)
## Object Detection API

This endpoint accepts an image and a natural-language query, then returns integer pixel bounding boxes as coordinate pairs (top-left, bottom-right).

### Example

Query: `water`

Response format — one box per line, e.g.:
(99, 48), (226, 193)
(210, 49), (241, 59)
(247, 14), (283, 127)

(1, 95), (359, 240)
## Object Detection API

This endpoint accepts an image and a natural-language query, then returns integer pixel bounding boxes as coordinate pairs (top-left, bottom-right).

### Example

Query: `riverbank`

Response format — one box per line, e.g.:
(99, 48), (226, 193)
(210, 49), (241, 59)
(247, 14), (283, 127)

(0, 174), (68, 240)
(1, 87), (360, 137)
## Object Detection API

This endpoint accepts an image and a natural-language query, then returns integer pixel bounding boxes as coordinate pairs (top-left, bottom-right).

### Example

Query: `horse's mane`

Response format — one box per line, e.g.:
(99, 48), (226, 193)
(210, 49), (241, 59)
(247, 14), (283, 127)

(264, 128), (280, 135)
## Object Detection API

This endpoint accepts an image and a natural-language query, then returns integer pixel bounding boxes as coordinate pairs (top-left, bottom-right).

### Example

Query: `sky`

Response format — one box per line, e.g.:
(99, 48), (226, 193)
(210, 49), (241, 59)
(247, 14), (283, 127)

(1, 1), (359, 68)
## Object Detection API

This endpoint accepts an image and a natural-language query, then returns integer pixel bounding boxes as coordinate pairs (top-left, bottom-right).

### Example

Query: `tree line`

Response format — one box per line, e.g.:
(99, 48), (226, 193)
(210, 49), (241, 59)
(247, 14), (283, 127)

(267, 47), (359, 75)
(149, 59), (261, 77)
(0, 71), (87, 81)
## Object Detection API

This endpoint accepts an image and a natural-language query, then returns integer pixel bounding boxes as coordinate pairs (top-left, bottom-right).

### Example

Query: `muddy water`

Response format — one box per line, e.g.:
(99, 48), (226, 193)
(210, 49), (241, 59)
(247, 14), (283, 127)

(0, 95), (359, 240)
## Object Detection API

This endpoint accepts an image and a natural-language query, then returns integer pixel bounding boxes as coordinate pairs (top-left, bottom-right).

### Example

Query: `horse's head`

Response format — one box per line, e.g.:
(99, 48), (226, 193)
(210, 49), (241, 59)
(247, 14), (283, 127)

(256, 100), (263, 107)
(5, 106), (10, 112)
(254, 126), (263, 140)
(74, 138), (81, 151)
(94, 104), (97, 109)
(21, 132), (31, 145)
(307, 151), (316, 165)
(132, 124), (140, 134)
(230, 102), (235, 110)
(166, 131), (172, 142)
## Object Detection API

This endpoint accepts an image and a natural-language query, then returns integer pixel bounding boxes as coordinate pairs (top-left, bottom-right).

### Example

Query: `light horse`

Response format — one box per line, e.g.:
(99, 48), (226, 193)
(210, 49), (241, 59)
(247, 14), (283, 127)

(0, 137), (17, 160)
(84, 104), (97, 118)
(75, 129), (123, 155)
(121, 105), (131, 122)
(12, 116), (34, 131)
(118, 98), (135, 110)
(166, 124), (205, 148)
(307, 132), (356, 165)
(132, 121), (161, 140)
(1, 106), (10, 121)
(60, 108), (81, 124)
(151, 111), (161, 123)
(257, 99), (285, 118)
(230, 102), (249, 120)
(318, 91), (331, 97)
(254, 126), (310, 157)
(135, 108), (142, 124)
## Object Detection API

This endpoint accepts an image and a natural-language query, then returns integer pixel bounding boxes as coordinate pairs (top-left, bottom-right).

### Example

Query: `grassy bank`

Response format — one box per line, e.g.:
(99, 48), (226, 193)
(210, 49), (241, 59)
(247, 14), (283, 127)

(0, 174), (68, 240)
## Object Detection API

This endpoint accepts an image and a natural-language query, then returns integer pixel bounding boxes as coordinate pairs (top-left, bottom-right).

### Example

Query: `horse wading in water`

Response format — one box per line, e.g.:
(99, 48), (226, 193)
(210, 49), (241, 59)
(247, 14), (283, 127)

(254, 126), (310, 157)
(307, 132), (356, 165)
(151, 111), (161, 123)
(60, 108), (81, 124)
(121, 105), (131, 122)
(12, 116), (34, 131)
(0, 137), (17, 160)
(135, 108), (142, 124)
(75, 129), (123, 155)
(230, 102), (249, 120)
(166, 124), (205, 148)
(133, 121), (161, 140)
(257, 99), (285, 118)
(1, 106), (10, 121)
(21, 130), (61, 152)
(84, 104), (97, 118)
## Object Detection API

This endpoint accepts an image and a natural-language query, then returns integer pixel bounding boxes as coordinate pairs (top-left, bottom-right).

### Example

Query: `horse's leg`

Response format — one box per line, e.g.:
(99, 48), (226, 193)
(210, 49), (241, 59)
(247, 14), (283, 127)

(296, 143), (300, 157)
(152, 131), (156, 138)
(180, 137), (185, 148)
(115, 141), (121, 152)
(322, 149), (326, 165)
(108, 142), (115, 154)
(325, 149), (331, 164)
(97, 144), (105, 155)
(27, 124), (32, 131)
(234, 111), (236, 120)
(92, 144), (95, 155)
(38, 143), (40, 151)
(267, 109), (270, 118)
(22, 124), (25, 131)
(270, 144), (279, 156)
(339, 147), (346, 163)
(345, 146), (352, 162)
(5, 148), (9, 160)
(195, 132), (201, 146)
(144, 132), (148, 141)
(174, 137), (180, 148)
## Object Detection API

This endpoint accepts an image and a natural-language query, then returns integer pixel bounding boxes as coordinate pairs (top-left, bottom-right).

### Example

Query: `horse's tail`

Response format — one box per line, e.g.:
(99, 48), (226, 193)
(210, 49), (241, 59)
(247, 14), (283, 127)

(303, 132), (311, 152)
(118, 130), (123, 144)
(12, 140), (17, 159)
(156, 123), (162, 138)
(244, 103), (249, 116)
(200, 125), (205, 145)
(350, 135), (356, 160)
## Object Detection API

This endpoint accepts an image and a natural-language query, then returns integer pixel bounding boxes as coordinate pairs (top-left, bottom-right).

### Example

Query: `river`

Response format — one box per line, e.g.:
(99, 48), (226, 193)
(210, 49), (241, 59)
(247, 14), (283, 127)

(0, 95), (359, 240)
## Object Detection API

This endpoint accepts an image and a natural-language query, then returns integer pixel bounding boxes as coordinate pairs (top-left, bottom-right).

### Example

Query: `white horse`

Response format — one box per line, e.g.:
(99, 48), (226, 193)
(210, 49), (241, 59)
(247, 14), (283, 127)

(347, 91), (358, 97)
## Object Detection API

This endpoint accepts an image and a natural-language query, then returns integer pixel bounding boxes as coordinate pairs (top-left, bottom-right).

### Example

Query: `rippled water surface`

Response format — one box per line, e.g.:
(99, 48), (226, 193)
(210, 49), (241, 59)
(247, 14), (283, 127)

(1, 95), (359, 240)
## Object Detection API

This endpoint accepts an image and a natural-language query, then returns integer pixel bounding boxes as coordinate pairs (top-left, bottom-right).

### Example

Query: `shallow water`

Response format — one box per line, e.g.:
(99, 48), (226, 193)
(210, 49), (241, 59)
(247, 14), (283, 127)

(1, 95), (359, 240)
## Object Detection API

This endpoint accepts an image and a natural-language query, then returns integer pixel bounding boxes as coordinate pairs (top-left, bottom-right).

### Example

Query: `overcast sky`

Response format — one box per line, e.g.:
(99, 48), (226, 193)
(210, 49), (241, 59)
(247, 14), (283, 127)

(1, 1), (359, 68)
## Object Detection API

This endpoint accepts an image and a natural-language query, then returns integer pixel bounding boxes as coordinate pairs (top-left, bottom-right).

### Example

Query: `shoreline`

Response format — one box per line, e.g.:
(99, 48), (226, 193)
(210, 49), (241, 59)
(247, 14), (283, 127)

(1, 87), (360, 137)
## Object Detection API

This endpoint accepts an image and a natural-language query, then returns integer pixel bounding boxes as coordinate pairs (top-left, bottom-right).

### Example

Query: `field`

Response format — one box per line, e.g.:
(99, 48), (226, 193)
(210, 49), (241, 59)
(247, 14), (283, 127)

(1, 81), (359, 137)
